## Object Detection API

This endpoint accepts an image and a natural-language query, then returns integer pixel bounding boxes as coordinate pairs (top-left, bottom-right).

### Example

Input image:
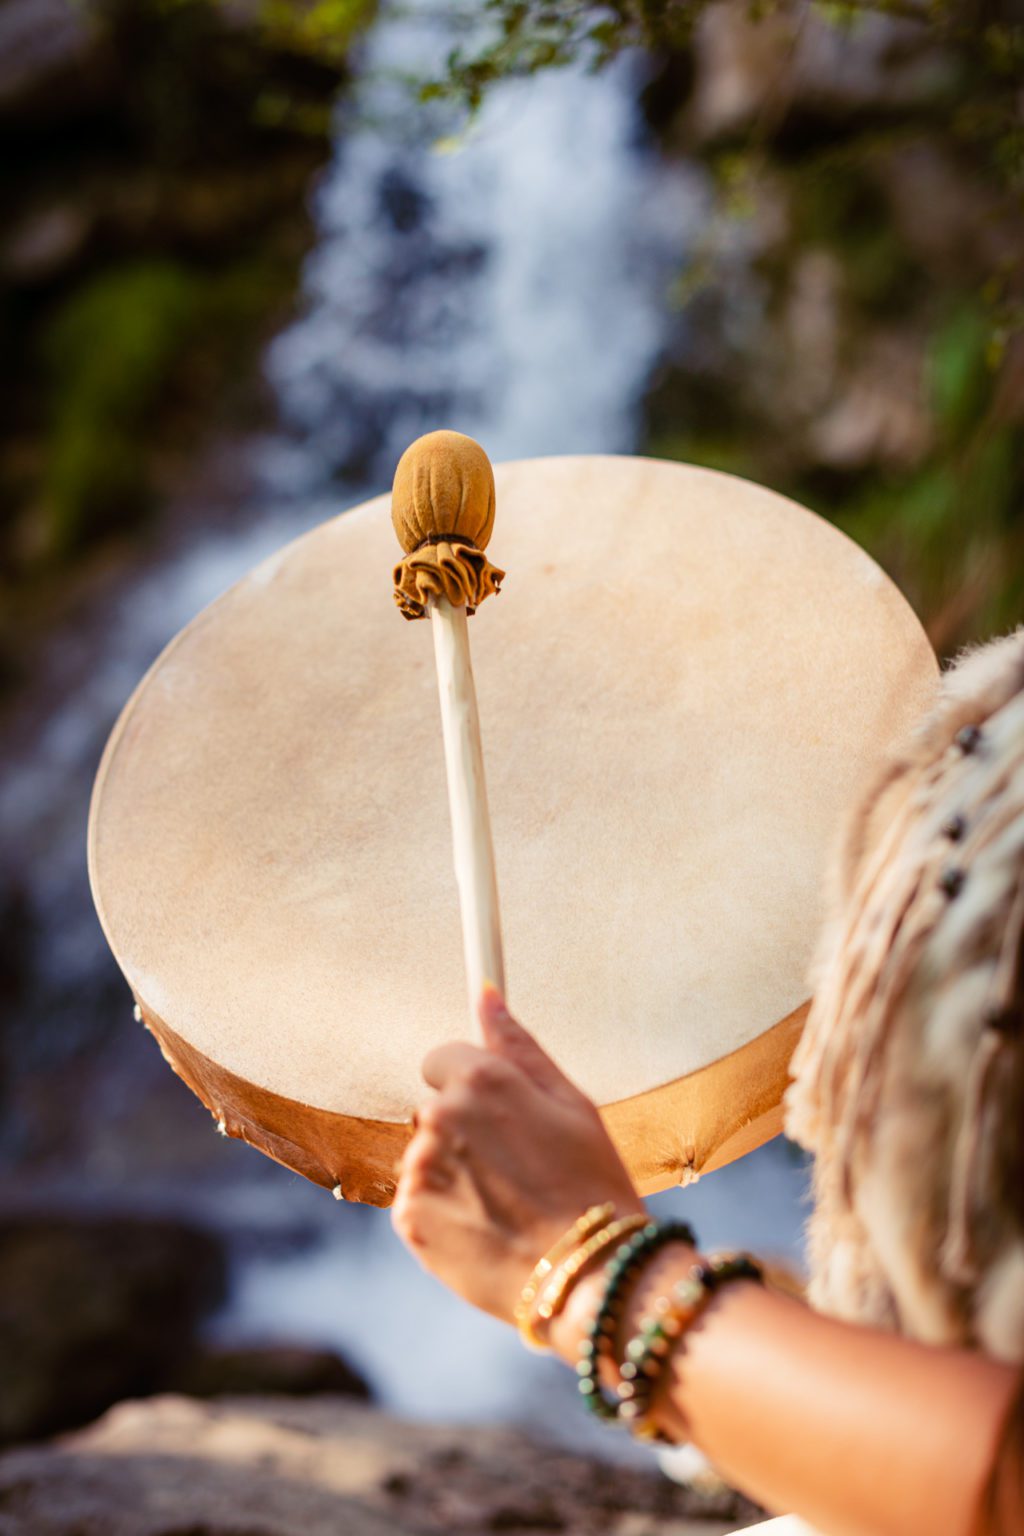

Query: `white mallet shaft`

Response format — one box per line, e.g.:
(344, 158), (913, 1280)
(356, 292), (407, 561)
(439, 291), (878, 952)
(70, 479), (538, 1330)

(428, 595), (505, 1018)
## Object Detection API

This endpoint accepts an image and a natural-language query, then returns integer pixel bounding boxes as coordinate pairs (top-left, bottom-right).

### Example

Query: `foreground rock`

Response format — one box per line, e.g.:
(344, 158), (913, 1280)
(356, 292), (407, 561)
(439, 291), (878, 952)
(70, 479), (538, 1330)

(0, 1395), (763, 1535)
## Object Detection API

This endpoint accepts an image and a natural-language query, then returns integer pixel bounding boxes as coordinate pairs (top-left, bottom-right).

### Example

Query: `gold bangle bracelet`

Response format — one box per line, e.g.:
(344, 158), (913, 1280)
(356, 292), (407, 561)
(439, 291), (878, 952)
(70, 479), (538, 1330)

(515, 1202), (615, 1350)
(529, 1213), (649, 1344)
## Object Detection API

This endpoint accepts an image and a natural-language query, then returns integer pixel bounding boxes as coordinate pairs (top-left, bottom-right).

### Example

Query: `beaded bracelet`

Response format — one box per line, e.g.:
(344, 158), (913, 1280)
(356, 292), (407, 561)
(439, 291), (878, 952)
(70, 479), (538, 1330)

(515, 1203), (615, 1350)
(576, 1219), (696, 1425)
(617, 1253), (764, 1440)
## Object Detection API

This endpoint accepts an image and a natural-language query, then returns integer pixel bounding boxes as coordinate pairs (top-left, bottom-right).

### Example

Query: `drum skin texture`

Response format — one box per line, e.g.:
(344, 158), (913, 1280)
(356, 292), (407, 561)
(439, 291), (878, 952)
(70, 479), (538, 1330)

(88, 455), (938, 1207)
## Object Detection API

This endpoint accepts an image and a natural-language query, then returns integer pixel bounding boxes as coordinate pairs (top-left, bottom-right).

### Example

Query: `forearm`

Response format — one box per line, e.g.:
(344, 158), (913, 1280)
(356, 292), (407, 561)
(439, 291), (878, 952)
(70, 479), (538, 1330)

(550, 1244), (1022, 1536)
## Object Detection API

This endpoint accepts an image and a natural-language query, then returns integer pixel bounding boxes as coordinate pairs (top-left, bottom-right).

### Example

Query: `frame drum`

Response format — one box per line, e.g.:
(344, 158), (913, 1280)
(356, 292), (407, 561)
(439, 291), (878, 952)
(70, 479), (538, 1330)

(89, 456), (937, 1206)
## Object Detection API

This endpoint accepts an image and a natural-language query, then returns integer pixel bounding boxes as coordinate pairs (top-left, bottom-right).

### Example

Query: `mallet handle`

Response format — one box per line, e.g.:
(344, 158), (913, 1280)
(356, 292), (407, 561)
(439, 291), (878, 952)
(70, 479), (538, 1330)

(428, 596), (506, 1020)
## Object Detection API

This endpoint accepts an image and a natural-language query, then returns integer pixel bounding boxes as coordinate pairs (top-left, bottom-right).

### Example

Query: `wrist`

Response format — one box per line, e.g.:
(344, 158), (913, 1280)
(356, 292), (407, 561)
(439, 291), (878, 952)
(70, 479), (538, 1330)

(539, 1224), (766, 1448)
(547, 1238), (702, 1374)
(545, 1258), (607, 1363)
(521, 1199), (647, 1353)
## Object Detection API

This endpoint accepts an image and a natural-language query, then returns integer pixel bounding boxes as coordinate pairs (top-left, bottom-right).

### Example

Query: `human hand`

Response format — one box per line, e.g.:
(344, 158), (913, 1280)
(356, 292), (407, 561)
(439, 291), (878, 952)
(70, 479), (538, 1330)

(392, 985), (644, 1324)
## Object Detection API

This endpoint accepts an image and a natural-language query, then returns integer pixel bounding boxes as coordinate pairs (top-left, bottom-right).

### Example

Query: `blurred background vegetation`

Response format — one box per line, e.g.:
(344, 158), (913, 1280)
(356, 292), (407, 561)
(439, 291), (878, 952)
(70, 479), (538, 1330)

(2, 0), (1021, 672)
(0, 0), (370, 686)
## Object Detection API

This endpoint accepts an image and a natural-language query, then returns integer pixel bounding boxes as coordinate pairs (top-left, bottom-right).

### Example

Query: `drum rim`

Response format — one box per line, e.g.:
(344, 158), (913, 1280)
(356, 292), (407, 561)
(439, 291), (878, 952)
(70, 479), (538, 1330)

(130, 990), (808, 1207)
(87, 451), (935, 1200)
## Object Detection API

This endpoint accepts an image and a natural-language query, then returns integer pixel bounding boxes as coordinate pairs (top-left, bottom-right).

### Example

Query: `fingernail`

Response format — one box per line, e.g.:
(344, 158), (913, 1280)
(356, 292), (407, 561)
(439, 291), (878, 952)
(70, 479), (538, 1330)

(482, 991), (512, 1030)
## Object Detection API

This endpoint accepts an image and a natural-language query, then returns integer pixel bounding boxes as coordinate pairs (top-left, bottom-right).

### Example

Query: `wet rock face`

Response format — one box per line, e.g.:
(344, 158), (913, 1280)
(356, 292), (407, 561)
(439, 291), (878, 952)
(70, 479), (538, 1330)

(0, 0), (101, 120)
(684, 0), (957, 148)
(0, 1213), (374, 1450)
(0, 0), (351, 604)
(0, 1395), (763, 1535)
(639, 0), (1024, 655)
(0, 1215), (225, 1447)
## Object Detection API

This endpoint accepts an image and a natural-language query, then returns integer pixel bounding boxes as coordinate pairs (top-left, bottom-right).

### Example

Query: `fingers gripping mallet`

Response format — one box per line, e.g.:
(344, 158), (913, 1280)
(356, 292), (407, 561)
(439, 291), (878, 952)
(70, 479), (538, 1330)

(391, 430), (507, 1020)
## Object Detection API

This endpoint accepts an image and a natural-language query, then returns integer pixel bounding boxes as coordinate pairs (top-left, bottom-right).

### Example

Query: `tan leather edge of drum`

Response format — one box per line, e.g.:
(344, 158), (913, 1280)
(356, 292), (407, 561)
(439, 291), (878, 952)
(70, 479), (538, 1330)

(603, 999), (809, 1193)
(134, 994), (807, 1208)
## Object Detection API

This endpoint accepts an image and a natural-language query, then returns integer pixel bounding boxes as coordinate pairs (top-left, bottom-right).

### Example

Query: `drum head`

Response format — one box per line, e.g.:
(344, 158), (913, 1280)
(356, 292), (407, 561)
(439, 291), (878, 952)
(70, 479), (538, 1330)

(89, 456), (937, 1205)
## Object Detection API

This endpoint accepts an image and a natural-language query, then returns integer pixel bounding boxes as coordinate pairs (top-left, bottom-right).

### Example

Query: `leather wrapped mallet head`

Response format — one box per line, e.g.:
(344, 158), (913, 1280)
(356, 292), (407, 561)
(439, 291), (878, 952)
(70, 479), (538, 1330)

(392, 430), (505, 619)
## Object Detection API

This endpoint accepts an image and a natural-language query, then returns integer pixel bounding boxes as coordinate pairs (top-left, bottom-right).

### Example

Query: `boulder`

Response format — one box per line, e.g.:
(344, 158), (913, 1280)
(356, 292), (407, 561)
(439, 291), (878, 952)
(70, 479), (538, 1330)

(0, 1215), (225, 1446)
(175, 1342), (371, 1402)
(0, 1394), (763, 1534)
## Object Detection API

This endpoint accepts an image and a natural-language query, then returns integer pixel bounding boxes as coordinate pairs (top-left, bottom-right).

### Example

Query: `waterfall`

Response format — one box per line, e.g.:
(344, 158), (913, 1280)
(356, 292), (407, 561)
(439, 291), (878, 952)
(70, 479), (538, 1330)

(0, 4), (806, 1444)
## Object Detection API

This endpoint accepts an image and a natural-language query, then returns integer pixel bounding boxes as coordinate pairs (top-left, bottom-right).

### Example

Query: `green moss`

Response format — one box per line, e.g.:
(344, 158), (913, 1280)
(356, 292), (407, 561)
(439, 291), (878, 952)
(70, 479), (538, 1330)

(256, 0), (376, 64)
(40, 263), (202, 558)
(645, 432), (760, 482)
(928, 302), (992, 441)
(37, 251), (297, 560)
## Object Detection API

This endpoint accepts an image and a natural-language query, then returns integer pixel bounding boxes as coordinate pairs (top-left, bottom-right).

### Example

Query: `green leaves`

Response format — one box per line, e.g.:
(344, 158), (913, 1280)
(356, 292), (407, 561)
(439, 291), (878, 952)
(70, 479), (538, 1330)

(414, 0), (696, 110)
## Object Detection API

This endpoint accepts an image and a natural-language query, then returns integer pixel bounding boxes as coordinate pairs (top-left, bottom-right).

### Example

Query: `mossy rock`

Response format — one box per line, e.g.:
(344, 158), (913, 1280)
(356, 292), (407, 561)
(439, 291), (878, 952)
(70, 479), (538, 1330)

(35, 252), (295, 561)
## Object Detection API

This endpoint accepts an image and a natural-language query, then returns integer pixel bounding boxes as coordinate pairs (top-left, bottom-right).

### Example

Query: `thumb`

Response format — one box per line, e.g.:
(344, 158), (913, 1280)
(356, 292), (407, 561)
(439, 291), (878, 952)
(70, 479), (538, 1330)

(478, 984), (588, 1107)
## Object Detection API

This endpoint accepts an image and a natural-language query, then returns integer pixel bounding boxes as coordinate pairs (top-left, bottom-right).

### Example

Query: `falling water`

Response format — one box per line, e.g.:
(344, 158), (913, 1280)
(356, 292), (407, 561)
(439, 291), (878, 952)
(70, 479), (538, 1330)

(0, 3), (807, 1443)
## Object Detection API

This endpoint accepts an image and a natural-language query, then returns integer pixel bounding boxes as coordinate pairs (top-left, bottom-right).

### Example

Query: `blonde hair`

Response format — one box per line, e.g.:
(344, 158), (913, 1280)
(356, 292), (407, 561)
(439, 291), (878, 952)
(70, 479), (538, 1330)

(786, 630), (1024, 1362)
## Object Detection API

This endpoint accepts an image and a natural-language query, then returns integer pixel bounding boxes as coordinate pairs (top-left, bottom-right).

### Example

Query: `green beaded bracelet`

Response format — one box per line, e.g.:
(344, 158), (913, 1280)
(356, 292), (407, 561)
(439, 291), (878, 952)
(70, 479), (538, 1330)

(617, 1252), (764, 1439)
(576, 1219), (696, 1425)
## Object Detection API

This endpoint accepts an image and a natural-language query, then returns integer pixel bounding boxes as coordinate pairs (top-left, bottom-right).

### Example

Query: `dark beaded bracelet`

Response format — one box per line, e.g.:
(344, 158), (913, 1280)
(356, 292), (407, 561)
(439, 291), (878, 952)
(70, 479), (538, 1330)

(576, 1218), (696, 1425)
(618, 1252), (764, 1438)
